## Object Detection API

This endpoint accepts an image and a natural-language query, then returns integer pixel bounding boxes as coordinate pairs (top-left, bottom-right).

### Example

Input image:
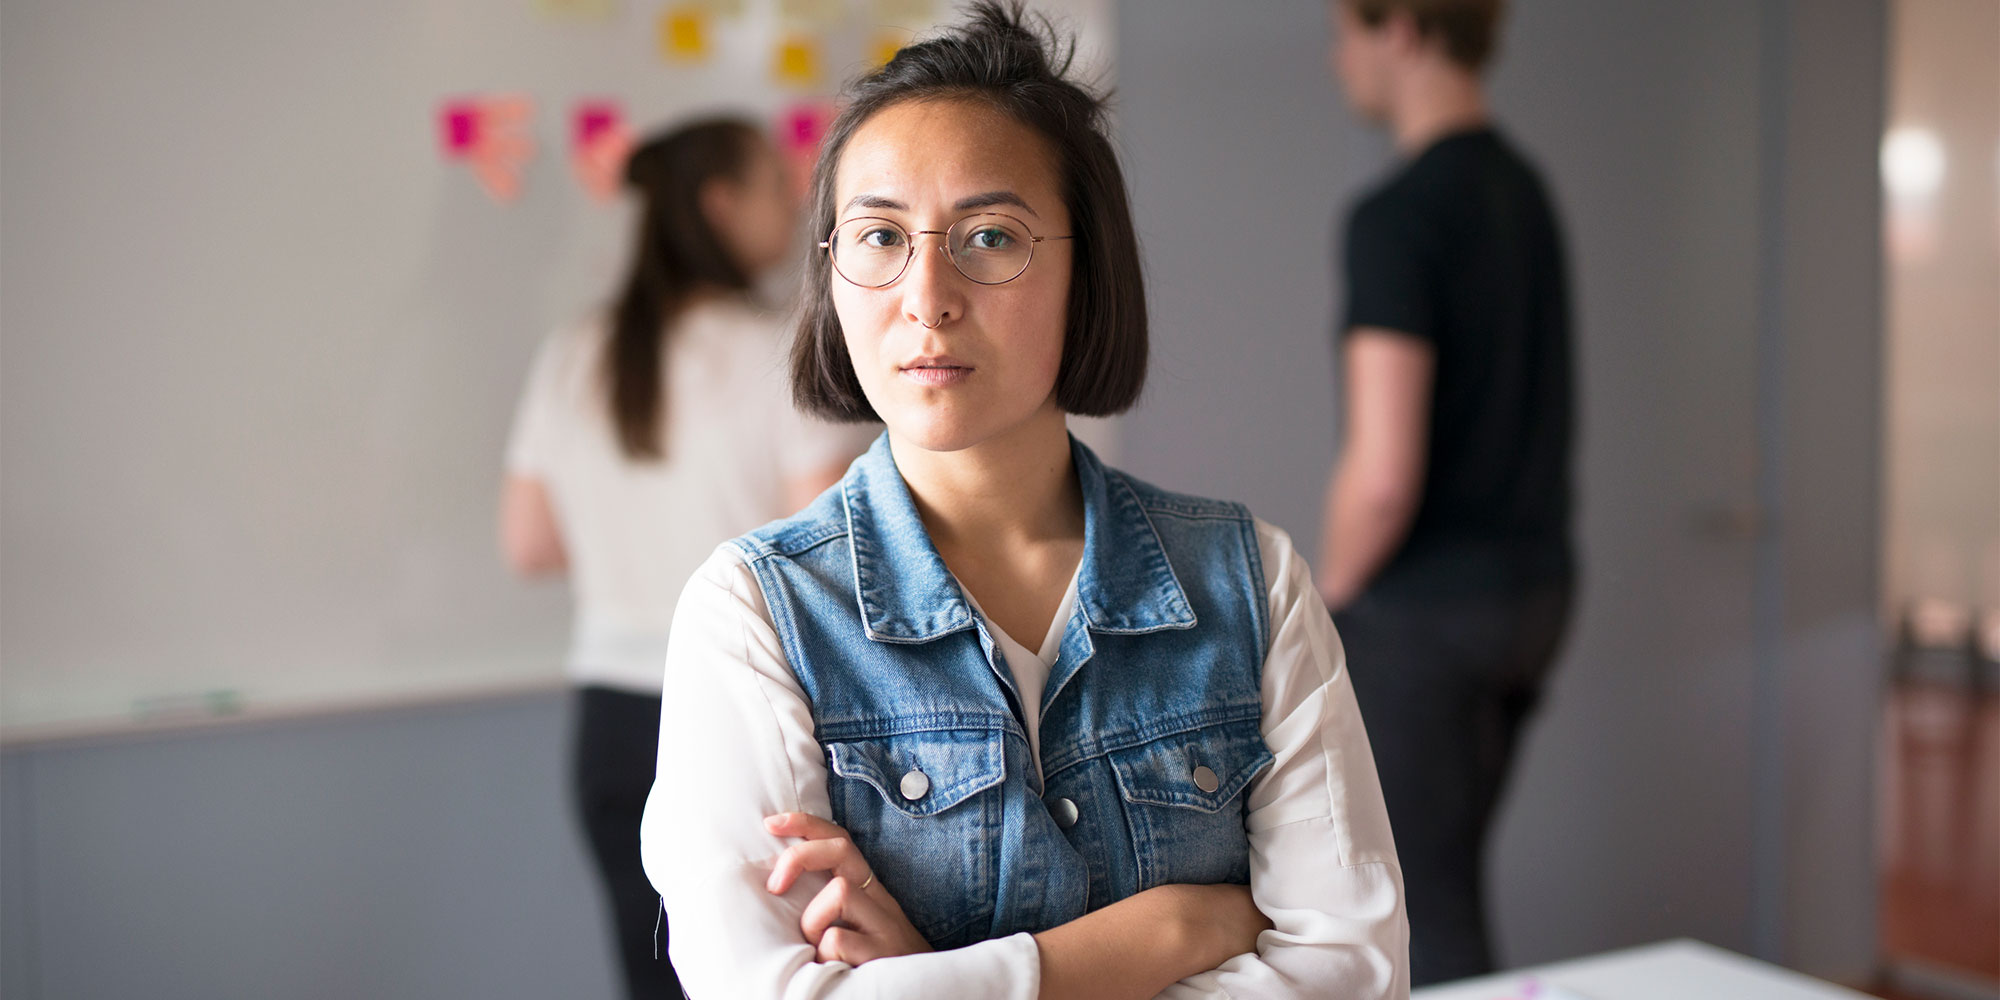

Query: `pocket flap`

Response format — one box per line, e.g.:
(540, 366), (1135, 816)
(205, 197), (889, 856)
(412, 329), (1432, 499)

(1108, 719), (1273, 813)
(827, 728), (1007, 818)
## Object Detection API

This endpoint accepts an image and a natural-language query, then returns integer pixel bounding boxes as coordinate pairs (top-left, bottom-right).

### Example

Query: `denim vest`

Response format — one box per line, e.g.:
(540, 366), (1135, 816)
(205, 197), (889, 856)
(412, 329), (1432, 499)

(732, 434), (1273, 948)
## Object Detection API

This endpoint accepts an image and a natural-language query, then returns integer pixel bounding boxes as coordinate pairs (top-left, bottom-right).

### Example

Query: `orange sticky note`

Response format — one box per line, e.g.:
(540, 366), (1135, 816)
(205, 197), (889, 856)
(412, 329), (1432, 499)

(660, 5), (710, 61)
(773, 36), (821, 88)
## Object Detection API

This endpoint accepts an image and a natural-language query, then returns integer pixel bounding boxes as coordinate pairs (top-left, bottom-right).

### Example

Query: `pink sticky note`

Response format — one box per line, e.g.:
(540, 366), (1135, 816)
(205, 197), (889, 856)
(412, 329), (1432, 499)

(778, 101), (833, 152)
(775, 101), (835, 198)
(437, 94), (536, 202)
(440, 102), (482, 157)
(573, 100), (622, 150)
(572, 100), (632, 204)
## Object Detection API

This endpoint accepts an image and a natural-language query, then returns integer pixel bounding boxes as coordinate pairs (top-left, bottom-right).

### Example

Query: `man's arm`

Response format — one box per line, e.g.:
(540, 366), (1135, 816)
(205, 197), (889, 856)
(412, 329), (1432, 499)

(1317, 330), (1434, 609)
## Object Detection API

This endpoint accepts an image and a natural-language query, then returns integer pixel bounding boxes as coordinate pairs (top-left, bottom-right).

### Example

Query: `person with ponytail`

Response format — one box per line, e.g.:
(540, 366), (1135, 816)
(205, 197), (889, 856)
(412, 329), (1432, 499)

(499, 118), (871, 999)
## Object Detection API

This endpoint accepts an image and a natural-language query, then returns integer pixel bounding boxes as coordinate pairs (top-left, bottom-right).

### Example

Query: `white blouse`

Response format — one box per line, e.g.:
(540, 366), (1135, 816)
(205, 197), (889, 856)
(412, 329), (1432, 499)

(956, 567), (1078, 781)
(504, 300), (870, 693)
(640, 517), (1409, 999)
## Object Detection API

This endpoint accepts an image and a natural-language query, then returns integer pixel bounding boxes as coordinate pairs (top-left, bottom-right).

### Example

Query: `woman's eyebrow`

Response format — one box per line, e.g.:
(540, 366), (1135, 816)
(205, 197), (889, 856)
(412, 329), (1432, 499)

(953, 190), (1038, 216)
(839, 191), (1040, 217)
(843, 194), (907, 213)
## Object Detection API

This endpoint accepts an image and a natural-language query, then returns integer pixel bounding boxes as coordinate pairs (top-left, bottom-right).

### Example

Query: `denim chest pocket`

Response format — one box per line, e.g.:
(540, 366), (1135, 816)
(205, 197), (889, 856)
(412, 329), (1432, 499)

(1107, 718), (1274, 889)
(825, 728), (1006, 947)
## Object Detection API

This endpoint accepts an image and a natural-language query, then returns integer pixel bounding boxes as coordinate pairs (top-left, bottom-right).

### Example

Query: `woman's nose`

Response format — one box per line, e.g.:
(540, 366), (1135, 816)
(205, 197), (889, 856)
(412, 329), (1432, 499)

(900, 239), (965, 328)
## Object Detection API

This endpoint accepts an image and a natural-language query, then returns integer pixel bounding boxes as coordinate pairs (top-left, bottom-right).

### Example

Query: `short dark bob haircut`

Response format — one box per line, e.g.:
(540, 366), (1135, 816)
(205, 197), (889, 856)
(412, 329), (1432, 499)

(791, 0), (1147, 422)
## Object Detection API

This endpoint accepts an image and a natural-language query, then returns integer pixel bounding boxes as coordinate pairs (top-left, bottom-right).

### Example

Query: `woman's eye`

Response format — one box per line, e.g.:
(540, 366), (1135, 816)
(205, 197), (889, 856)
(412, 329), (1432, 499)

(859, 227), (906, 249)
(965, 227), (1014, 251)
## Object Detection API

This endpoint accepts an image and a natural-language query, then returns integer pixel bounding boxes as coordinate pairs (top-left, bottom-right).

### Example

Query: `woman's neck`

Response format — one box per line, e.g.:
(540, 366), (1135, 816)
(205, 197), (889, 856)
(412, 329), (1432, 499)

(889, 406), (1084, 554)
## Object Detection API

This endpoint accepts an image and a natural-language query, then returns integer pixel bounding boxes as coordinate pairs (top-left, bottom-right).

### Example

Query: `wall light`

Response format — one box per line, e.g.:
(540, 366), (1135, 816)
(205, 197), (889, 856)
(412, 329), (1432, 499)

(1882, 126), (1946, 202)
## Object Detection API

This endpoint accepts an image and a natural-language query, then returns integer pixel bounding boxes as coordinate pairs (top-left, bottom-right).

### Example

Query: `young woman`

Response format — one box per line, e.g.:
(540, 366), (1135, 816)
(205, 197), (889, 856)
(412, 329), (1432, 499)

(641, 6), (1409, 998)
(500, 119), (866, 999)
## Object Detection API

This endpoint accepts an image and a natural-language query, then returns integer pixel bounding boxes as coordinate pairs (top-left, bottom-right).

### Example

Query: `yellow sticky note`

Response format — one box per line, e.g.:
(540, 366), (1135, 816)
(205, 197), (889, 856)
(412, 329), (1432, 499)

(773, 36), (822, 88)
(659, 6), (709, 61)
(870, 30), (909, 68)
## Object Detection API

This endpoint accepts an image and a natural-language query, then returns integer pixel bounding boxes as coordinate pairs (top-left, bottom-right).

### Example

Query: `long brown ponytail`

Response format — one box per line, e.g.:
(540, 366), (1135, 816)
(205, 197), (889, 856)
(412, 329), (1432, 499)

(606, 119), (762, 460)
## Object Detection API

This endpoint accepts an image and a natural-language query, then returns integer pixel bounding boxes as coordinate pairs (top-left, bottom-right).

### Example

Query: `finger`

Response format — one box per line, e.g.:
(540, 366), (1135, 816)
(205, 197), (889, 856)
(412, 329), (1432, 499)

(819, 920), (909, 967)
(764, 811), (850, 841)
(766, 837), (870, 895)
(767, 836), (866, 894)
(804, 873), (901, 946)
(798, 874), (854, 946)
(818, 925), (865, 965)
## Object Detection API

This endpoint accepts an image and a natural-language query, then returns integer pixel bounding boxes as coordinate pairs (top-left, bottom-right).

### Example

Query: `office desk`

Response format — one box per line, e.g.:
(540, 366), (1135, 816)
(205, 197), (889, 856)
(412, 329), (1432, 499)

(1413, 939), (1874, 1000)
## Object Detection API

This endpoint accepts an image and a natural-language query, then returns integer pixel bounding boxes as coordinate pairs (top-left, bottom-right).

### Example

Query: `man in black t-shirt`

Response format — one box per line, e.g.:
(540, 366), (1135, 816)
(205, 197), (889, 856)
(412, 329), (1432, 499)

(1318, 0), (1576, 985)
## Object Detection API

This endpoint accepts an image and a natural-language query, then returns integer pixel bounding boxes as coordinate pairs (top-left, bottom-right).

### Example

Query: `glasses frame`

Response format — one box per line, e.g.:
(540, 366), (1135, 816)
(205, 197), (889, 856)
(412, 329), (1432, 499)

(818, 212), (1076, 288)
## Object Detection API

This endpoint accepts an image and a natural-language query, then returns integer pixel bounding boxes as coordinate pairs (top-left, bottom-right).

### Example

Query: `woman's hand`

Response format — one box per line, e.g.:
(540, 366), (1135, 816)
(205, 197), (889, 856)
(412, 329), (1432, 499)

(764, 812), (934, 966)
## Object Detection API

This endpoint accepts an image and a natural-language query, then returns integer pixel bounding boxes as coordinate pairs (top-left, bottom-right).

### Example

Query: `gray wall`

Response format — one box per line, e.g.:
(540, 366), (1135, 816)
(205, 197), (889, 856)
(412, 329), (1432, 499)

(1112, 7), (1381, 545)
(1, 695), (617, 1000)
(1770, 0), (1886, 975)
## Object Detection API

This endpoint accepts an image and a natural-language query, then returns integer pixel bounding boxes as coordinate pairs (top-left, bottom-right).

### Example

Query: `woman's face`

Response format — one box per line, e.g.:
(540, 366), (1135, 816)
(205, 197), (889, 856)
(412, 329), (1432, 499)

(708, 139), (799, 279)
(829, 99), (1073, 455)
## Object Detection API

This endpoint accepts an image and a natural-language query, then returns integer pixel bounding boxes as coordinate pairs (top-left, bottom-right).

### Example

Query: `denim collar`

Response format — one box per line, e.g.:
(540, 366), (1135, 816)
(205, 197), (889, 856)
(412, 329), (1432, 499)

(842, 432), (1197, 644)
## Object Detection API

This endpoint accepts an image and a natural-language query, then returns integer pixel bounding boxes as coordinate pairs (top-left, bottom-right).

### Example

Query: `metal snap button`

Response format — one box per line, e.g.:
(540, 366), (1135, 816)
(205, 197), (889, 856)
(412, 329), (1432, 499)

(1050, 796), (1079, 830)
(1192, 765), (1219, 794)
(899, 768), (931, 801)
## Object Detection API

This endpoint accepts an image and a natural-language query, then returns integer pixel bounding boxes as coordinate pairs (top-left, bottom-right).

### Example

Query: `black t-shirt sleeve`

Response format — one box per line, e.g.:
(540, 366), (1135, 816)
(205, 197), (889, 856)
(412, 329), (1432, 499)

(1342, 193), (1436, 341)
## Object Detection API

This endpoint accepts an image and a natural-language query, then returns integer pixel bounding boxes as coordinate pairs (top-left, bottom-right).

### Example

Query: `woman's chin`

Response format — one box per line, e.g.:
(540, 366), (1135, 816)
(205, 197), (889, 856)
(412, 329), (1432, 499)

(881, 396), (1071, 458)
(876, 398), (1018, 455)
(885, 417), (986, 455)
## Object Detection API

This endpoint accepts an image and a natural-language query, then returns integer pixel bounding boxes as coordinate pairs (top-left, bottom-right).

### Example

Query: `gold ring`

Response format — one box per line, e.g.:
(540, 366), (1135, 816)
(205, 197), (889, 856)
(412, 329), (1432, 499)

(858, 873), (875, 891)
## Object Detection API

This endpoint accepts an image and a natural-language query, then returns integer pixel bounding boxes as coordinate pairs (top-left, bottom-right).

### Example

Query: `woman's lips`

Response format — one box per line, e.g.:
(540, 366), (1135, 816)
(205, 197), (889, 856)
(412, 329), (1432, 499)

(899, 364), (973, 387)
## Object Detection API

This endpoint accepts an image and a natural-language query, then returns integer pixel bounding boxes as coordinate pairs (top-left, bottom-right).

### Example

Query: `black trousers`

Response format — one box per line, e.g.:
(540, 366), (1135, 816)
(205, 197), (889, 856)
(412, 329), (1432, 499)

(1335, 578), (1574, 987)
(573, 686), (682, 999)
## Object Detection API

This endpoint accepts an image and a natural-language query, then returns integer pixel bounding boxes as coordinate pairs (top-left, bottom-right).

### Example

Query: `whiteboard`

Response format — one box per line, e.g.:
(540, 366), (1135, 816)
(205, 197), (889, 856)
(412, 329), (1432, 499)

(0, 0), (1114, 737)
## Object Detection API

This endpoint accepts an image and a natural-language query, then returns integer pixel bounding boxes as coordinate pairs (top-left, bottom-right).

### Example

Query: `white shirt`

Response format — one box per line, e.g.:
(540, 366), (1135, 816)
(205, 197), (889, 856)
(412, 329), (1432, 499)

(642, 517), (1410, 998)
(505, 299), (871, 693)
(957, 568), (1079, 780)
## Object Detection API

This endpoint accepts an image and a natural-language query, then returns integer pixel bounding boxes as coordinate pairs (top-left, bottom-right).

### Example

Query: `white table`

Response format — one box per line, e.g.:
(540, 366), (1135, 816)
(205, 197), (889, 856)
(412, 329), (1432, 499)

(1412, 939), (1875, 1000)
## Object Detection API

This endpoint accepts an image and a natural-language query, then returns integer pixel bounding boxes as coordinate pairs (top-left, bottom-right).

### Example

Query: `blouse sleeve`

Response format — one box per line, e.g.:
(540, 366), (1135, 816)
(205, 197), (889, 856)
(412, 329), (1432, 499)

(503, 327), (573, 478)
(1155, 520), (1410, 999)
(639, 547), (1042, 1000)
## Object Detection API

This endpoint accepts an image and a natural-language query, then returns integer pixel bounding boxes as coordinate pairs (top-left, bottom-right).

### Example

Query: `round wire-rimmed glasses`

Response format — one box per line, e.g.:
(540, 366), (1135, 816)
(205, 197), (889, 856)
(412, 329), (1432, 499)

(819, 212), (1075, 288)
